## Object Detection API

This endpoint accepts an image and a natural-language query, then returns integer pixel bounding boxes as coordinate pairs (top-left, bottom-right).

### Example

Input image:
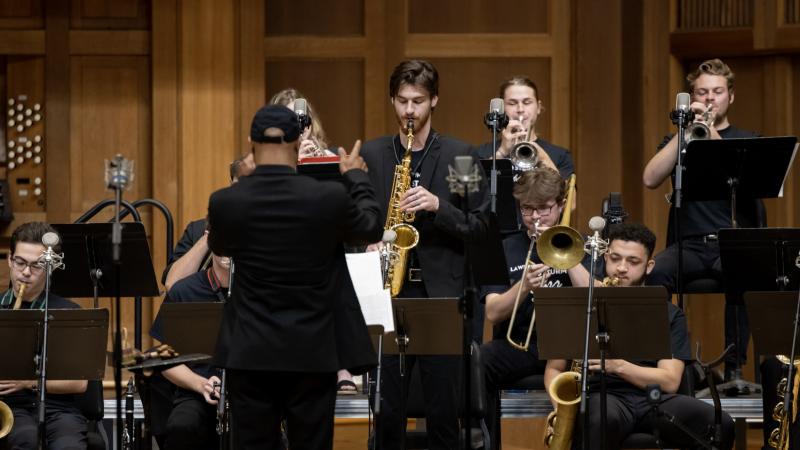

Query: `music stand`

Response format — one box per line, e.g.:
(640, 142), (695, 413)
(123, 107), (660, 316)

(0, 309), (109, 380)
(480, 159), (518, 234)
(296, 161), (342, 182)
(50, 222), (159, 448)
(536, 287), (672, 450)
(719, 227), (800, 395)
(377, 298), (462, 450)
(158, 302), (224, 356)
(683, 136), (797, 227)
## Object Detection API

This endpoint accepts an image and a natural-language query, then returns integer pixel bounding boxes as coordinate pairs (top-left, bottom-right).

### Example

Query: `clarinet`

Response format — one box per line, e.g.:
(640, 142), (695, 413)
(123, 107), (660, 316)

(215, 258), (234, 444)
(122, 377), (136, 450)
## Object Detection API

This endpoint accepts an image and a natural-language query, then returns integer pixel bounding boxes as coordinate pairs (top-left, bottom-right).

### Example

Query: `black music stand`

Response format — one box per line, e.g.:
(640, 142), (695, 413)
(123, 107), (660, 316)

(158, 302), (224, 356)
(480, 159), (518, 234)
(0, 309), (109, 380)
(719, 228), (800, 395)
(683, 136), (797, 227)
(296, 161), (342, 182)
(50, 222), (159, 448)
(378, 298), (463, 450)
(536, 287), (673, 450)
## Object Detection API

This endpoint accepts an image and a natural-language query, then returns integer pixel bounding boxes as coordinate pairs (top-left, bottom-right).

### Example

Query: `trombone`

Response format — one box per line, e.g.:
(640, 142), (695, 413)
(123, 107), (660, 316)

(506, 174), (581, 351)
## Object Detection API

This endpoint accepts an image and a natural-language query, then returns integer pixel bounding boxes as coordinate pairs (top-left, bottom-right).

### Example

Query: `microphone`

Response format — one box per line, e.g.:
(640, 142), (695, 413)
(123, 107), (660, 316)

(484, 98), (509, 130)
(105, 154), (135, 191)
(39, 231), (65, 272)
(294, 98), (312, 130)
(447, 155), (482, 196)
(584, 216), (609, 259)
(382, 230), (397, 244)
(671, 92), (694, 125)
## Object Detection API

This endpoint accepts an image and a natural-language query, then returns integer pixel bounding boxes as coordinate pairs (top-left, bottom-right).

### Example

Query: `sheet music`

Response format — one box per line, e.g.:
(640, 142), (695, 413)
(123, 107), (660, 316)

(345, 251), (395, 333)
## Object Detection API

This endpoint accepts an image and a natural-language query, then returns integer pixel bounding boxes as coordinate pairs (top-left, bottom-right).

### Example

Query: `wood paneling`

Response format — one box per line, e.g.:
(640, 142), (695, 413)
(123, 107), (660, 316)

(677, 0), (753, 29)
(424, 58), (552, 147)
(265, 36), (366, 59)
(0, 0), (43, 29)
(70, 0), (149, 30)
(265, 60), (365, 150)
(265, 0), (363, 36)
(69, 56), (151, 215)
(405, 34), (552, 58)
(237, 0), (266, 155)
(0, 31), (45, 54)
(69, 30), (149, 55)
(408, 0), (548, 34)
(44, 0), (70, 224)
(179, 0), (237, 223)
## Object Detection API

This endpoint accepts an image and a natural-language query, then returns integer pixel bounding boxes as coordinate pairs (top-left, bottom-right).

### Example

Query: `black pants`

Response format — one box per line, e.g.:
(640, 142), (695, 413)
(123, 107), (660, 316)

(647, 240), (749, 368)
(164, 390), (217, 450)
(577, 391), (735, 450)
(374, 354), (461, 450)
(1, 404), (87, 450)
(480, 339), (547, 450)
(227, 369), (336, 450)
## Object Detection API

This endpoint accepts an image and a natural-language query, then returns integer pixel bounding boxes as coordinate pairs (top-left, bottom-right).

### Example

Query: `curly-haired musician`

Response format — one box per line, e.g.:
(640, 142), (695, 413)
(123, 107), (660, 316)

(360, 59), (490, 450)
(545, 223), (735, 450)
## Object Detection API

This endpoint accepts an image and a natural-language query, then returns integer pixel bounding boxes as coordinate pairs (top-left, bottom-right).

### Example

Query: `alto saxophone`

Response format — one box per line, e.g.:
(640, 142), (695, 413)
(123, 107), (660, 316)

(382, 119), (420, 297)
(543, 276), (619, 449)
(769, 355), (800, 450)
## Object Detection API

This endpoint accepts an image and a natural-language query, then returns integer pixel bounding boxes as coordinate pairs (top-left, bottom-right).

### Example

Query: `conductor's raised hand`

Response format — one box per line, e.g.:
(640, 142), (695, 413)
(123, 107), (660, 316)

(338, 140), (367, 174)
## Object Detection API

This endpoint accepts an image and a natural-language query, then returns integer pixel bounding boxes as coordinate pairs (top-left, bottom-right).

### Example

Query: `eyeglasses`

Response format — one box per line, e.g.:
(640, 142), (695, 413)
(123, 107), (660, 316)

(11, 257), (44, 274)
(520, 203), (558, 217)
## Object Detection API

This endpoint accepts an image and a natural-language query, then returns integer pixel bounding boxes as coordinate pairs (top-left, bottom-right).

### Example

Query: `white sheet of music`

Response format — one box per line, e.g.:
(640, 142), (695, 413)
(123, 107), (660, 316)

(345, 251), (395, 333)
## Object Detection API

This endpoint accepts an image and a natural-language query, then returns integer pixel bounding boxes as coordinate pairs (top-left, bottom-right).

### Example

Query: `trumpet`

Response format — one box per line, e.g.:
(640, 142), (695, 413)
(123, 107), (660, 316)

(509, 118), (539, 171)
(686, 103), (715, 143)
(506, 174), (580, 351)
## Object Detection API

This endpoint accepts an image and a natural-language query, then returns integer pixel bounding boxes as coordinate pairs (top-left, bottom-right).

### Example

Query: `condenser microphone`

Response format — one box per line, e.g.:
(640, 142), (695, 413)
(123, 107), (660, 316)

(671, 92), (693, 126)
(294, 98), (311, 130)
(382, 229), (397, 244)
(39, 231), (65, 272)
(588, 216), (607, 235)
(42, 232), (59, 248)
(675, 92), (691, 112)
(484, 98), (509, 130)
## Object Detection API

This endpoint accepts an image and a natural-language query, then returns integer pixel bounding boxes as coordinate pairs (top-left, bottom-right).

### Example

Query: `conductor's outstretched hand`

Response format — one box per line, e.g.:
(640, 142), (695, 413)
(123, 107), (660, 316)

(338, 140), (367, 174)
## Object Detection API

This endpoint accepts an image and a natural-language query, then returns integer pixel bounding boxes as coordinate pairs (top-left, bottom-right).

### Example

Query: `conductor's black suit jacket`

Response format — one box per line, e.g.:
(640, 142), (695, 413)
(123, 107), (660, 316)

(360, 133), (490, 297)
(207, 165), (383, 373)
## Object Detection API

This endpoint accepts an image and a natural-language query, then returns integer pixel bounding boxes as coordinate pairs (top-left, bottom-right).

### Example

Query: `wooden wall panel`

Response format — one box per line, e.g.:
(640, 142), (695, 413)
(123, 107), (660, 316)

(70, 0), (149, 29)
(423, 58), (552, 147)
(265, 60), (364, 149)
(265, 0), (363, 36)
(0, 0), (43, 29)
(69, 56), (151, 218)
(408, 0), (548, 34)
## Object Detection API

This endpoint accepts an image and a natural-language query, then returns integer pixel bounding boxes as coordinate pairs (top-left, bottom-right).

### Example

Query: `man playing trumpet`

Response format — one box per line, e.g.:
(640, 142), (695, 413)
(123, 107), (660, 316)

(544, 223), (735, 450)
(480, 168), (590, 449)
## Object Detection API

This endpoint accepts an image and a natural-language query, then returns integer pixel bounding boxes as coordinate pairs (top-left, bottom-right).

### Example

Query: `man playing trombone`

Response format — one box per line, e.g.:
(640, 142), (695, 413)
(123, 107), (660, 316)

(480, 168), (590, 449)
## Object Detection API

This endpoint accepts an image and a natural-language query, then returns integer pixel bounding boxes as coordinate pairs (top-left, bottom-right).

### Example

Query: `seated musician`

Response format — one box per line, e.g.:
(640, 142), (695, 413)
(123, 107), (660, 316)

(544, 222), (735, 450)
(150, 252), (231, 450)
(0, 222), (88, 450)
(479, 167), (590, 449)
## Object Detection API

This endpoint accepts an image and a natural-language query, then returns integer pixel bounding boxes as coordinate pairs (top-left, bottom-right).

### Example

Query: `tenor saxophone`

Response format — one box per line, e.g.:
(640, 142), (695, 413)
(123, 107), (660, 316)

(382, 119), (420, 297)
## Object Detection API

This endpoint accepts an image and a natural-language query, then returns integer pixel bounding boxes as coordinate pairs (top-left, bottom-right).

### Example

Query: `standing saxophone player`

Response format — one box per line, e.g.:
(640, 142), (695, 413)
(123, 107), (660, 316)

(361, 59), (490, 450)
(544, 223), (735, 450)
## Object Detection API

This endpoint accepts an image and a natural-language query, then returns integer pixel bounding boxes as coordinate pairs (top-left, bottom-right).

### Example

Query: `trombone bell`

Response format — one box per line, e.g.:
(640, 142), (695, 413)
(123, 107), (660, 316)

(0, 400), (13, 439)
(538, 226), (586, 270)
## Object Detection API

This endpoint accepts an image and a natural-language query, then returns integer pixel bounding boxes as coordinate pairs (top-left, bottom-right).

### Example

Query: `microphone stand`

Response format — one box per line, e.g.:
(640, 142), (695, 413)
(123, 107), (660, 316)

(484, 109), (508, 215)
(107, 154), (133, 450)
(669, 107), (692, 309)
(580, 227), (608, 450)
(36, 244), (59, 449)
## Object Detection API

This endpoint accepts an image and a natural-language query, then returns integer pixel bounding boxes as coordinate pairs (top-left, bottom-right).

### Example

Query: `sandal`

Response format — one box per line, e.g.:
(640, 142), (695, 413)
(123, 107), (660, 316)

(337, 379), (358, 395)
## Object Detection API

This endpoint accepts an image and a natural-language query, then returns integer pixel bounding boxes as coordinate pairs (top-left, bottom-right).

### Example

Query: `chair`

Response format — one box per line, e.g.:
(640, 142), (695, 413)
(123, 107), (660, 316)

(404, 342), (490, 449)
(75, 379), (108, 450)
(620, 363), (696, 449)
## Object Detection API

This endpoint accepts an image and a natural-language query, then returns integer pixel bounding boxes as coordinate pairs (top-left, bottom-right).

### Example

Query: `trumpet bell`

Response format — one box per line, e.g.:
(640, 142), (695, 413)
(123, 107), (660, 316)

(538, 225), (585, 270)
(511, 142), (539, 171)
(0, 400), (13, 439)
